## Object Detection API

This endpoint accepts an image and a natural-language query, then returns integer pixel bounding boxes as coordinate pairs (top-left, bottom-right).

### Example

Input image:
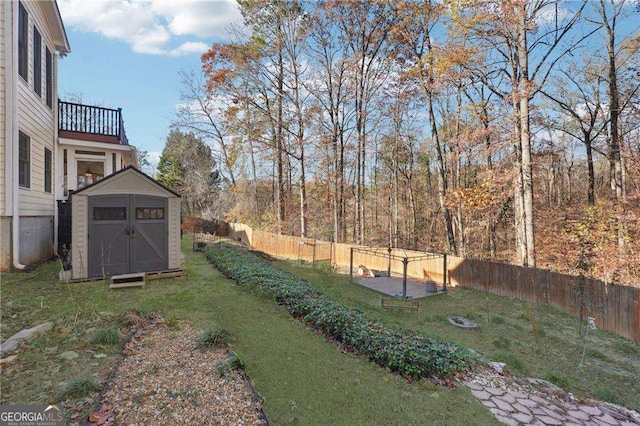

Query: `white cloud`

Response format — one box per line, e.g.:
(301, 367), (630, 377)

(166, 41), (210, 57)
(148, 151), (161, 166)
(534, 3), (572, 26)
(58, 0), (244, 57)
(150, 0), (243, 38)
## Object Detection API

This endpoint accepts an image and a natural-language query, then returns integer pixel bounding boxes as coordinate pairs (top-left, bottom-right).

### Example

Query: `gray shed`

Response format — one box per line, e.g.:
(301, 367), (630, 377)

(70, 166), (181, 280)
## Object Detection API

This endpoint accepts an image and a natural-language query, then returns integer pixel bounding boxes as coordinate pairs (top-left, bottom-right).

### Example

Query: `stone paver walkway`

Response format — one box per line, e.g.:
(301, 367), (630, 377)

(465, 370), (640, 425)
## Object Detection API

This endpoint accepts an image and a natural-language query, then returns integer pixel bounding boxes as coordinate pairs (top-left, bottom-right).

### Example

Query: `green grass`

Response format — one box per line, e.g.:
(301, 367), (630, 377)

(88, 327), (121, 345)
(0, 236), (497, 425)
(276, 259), (640, 412)
(197, 328), (232, 348)
(57, 377), (101, 400)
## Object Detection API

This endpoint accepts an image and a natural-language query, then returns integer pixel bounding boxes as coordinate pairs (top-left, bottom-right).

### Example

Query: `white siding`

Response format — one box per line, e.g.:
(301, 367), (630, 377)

(168, 197), (180, 269)
(0, 1), (6, 215)
(17, 1), (57, 216)
(71, 193), (87, 279)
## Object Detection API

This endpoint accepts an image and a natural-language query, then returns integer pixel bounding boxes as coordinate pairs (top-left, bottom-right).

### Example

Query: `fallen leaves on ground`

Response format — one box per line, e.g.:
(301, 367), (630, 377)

(90, 315), (266, 425)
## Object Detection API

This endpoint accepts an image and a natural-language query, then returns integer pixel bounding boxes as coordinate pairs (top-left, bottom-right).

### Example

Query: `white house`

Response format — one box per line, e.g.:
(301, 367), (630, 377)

(1, 0), (136, 271)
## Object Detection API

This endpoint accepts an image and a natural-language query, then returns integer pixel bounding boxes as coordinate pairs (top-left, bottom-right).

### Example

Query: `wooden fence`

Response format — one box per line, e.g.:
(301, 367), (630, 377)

(225, 223), (640, 344)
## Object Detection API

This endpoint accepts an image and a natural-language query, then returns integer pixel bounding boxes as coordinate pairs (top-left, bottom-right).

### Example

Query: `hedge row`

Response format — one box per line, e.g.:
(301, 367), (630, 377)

(203, 243), (478, 380)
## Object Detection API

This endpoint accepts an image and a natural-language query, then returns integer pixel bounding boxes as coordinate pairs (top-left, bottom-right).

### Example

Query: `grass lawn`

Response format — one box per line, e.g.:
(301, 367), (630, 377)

(1, 236), (497, 425)
(277, 259), (640, 412)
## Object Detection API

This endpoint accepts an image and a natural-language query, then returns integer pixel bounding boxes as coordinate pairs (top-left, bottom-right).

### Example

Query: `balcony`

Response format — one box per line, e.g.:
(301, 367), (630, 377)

(58, 101), (129, 146)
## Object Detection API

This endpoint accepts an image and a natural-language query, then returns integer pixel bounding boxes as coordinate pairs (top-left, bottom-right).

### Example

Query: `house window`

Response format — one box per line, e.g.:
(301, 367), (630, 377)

(45, 47), (53, 108)
(18, 2), (28, 81)
(44, 148), (52, 193)
(45, 48), (53, 108)
(19, 132), (30, 188)
(33, 26), (42, 95)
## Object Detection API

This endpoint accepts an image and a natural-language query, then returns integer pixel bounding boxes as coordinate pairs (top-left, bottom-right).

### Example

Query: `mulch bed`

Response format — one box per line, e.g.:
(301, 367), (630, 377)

(86, 313), (267, 425)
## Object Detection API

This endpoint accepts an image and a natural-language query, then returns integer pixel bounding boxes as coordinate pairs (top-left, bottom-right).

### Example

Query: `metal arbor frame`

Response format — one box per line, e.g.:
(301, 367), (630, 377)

(349, 247), (447, 298)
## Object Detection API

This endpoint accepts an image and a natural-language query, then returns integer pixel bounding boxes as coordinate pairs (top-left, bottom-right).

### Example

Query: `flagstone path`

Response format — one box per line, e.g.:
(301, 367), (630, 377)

(465, 369), (640, 425)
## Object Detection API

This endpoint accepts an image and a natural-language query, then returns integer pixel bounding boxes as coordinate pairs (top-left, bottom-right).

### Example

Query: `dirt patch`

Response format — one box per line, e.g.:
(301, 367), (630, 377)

(85, 315), (266, 425)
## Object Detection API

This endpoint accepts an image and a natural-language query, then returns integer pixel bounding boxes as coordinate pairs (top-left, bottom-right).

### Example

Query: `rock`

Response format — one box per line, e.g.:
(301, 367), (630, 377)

(488, 362), (506, 373)
(44, 346), (59, 355)
(357, 265), (374, 277)
(447, 316), (478, 329)
(426, 280), (438, 292)
(59, 351), (79, 360)
(0, 355), (18, 365)
(0, 321), (53, 357)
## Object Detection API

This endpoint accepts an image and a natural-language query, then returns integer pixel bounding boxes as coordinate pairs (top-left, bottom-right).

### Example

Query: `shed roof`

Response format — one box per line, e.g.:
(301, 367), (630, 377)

(72, 165), (181, 198)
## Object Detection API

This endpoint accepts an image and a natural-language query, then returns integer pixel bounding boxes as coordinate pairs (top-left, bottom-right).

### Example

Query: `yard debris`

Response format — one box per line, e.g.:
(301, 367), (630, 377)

(90, 314), (267, 425)
(0, 355), (18, 365)
(357, 265), (375, 277)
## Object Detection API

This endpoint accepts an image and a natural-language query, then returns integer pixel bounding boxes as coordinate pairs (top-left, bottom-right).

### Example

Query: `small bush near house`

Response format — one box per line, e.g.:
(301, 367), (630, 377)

(203, 243), (478, 381)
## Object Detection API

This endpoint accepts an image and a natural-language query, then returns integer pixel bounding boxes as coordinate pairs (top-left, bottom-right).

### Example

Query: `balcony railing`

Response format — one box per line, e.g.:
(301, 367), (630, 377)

(58, 101), (129, 145)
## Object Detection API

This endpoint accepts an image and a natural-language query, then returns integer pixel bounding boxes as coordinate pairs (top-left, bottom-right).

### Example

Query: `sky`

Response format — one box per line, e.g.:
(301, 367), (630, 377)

(56, 0), (245, 170)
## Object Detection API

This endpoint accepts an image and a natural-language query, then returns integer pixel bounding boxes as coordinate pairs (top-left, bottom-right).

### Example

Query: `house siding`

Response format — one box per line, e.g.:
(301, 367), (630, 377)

(71, 192), (87, 278)
(17, 1), (57, 217)
(0, 2), (6, 216)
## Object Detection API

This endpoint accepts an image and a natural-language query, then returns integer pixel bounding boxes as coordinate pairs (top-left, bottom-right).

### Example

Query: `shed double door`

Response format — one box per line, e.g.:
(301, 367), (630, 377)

(88, 195), (167, 277)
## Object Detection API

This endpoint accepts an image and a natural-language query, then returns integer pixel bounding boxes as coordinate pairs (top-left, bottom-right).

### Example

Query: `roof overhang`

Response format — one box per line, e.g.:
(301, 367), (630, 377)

(58, 137), (134, 152)
(42, 1), (71, 56)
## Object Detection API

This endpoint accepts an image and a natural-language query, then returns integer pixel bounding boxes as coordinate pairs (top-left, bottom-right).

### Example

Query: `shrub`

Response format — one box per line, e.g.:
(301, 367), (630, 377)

(89, 327), (121, 345)
(58, 377), (101, 400)
(203, 243), (478, 380)
(198, 329), (232, 348)
(182, 216), (204, 234)
(201, 219), (219, 235)
(218, 354), (244, 377)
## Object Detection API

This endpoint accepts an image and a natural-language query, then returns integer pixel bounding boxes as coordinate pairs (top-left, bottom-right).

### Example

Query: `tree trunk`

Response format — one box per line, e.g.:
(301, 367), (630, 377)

(517, 5), (535, 267)
(585, 133), (595, 205)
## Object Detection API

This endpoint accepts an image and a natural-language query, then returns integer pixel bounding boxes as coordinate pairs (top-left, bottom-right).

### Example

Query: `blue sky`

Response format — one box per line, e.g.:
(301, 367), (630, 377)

(56, 0), (244, 170)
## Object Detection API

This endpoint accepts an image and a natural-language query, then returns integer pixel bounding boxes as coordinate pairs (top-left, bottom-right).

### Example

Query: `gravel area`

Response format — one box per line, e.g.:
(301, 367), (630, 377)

(87, 315), (267, 425)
